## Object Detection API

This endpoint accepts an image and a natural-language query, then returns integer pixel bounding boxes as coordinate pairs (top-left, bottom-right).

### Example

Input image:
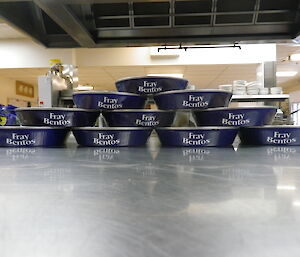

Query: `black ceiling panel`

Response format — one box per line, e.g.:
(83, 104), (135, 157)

(1, 0), (300, 47)
(259, 0), (299, 10)
(42, 11), (67, 34)
(134, 17), (170, 27)
(216, 14), (253, 24)
(175, 16), (211, 25)
(92, 3), (129, 16)
(175, 0), (212, 14)
(217, 0), (256, 12)
(257, 12), (296, 23)
(133, 2), (170, 15)
(96, 18), (130, 28)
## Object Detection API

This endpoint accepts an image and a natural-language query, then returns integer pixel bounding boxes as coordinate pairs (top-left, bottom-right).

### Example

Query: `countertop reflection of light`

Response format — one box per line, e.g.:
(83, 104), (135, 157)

(277, 185), (296, 191)
(147, 74), (184, 78)
(293, 201), (300, 206)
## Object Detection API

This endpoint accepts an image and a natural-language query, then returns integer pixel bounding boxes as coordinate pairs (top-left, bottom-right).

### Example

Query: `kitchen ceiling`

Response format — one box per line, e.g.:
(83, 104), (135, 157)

(0, 0), (300, 48)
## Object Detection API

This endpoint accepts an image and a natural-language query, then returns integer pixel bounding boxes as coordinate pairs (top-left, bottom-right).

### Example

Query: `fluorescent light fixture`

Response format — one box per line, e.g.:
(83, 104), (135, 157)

(293, 201), (300, 207)
(257, 71), (298, 77)
(74, 85), (94, 91)
(147, 73), (184, 78)
(276, 71), (298, 77)
(277, 185), (296, 191)
(290, 53), (300, 61)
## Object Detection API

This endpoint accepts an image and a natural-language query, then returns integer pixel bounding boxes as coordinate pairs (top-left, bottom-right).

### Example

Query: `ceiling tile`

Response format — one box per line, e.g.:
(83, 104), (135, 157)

(145, 65), (185, 74)
(104, 66), (145, 73)
(185, 65), (228, 72)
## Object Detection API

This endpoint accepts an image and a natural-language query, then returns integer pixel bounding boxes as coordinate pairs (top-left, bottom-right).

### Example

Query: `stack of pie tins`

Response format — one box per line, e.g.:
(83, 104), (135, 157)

(72, 76), (267, 148)
(152, 89), (239, 147)
(0, 107), (101, 147)
(0, 76), (185, 148)
(190, 106), (285, 147)
(71, 76), (189, 147)
(3, 75), (281, 148)
(154, 105), (278, 147)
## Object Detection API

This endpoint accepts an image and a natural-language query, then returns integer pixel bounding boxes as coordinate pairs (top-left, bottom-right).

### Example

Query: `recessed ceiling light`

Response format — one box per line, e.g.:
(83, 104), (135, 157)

(276, 71), (298, 77)
(256, 71), (298, 77)
(74, 85), (94, 91)
(277, 185), (296, 191)
(290, 53), (300, 61)
(293, 201), (300, 207)
(147, 73), (184, 78)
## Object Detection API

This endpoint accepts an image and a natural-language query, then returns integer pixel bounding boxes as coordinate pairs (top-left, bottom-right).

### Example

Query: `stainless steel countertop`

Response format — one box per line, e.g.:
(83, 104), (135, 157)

(1, 135), (300, 257)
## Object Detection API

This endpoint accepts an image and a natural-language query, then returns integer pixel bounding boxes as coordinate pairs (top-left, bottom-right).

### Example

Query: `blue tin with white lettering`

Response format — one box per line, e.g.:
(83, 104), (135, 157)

(239, 126), (300, 146)
(16, 107), (99, 127)
(72, 127), (153, 147)
(102, 109), (175, 127)
(73, 91), (146, 110)
(116, 76), (188, 95)
(193, 107), (277, 127)
(156, 127), (238, 147)
(153, 90), (232, 110)
(0, 127), (70, 147)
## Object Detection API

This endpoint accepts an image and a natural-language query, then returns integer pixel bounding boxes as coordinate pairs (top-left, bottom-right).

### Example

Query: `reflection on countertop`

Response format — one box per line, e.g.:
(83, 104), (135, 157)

(1, 137), (300, 257)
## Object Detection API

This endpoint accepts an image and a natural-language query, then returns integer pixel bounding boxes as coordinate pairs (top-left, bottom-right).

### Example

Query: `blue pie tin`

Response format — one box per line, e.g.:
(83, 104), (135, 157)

(239, 126), (300, 146)
(0, 127), (70, 147)
(72, 127), (153, 147)
(16, 107), (99, 127)
(153, 89), (232, 110)
(102, 109), (175, 127)
(73, 91), (146, 110)
(156, 127), (238, 147)
(116, 76), (188, 95)
(193, 107), (277, 127)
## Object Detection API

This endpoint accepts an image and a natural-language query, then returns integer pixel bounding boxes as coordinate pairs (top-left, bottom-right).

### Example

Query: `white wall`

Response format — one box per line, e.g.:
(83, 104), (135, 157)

(76, 44), (276, 67)
(0, 39), (276, 68)
(290, 90), (300, 103)
(0, 76), (37, 106)
(0, 39), (73, 68)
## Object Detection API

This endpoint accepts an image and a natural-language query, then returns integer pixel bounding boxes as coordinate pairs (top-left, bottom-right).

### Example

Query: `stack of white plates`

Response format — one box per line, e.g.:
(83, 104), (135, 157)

(270, 87), (283, 95)
(218, 84), (232, 92)
(232, 80), (247, 95)
(259, 88), (269, 95)
(246, 81), (262, 95)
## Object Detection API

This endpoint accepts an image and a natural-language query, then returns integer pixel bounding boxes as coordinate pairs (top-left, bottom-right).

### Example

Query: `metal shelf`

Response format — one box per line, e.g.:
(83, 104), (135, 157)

(231, 94), (289, 102)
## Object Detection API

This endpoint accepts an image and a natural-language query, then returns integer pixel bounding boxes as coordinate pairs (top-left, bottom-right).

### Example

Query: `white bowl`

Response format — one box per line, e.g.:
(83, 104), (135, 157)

(259, 88), (269, 95)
